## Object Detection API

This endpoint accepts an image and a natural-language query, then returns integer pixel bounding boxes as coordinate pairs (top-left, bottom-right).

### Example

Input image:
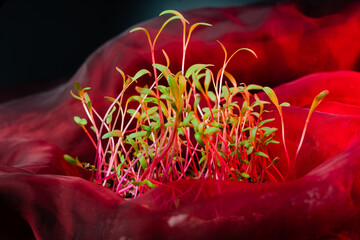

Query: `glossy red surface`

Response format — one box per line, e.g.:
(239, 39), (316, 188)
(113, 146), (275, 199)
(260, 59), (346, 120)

(1, 3), (360, 239)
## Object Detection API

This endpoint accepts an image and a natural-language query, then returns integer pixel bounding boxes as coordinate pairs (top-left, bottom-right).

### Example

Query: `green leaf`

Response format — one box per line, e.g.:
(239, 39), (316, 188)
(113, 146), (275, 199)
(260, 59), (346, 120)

(70, 90), (82, 101)
(160, 93), (173, 101)
(116, 164), (122, 177)
(191, 117), (200, 130)
(74, 116), (87, 126)
(133, 69), (151, 81)
(151, 121), (161, 130)
(153, 63), (171, 78)
(204, 69), (211, 92)
(246, 84), (263, 91)
(202, 107), (210, 114)
(233, 87), (245, 95)
(178, 128), (184, 136)
(139, 155), (148, 170)
(191, 64), (213, 78)
(126, 135), (136, 146)
(159, 101), (169, 118)
(189, 22), (212, 32)
(194, 94), (201, 111)
(84, 92), (92, 110)
(104, 96), (116, 102)
(170, 101), (179, 113)
(255, 151), (269, 158)
(258, 118), (275, 127)
(102, 130), (123, 139)
(250, 126), (258, 145)
(207, 91), (216, 102)
(194, 132), (204, 147)
(116, 67), (126, 81)
(73, 82), (83, 94)
(263, 87), (279, 107)
(252, 96), (269, 109)
(246, 146), (254, 155)
(165, 122), (174, 127)
(159, 10), (188, 26)
(63, 154), (82, 167)
(130, 179), (157, 188)
(182, 111), (194, 125)
(116, 155), (126, 177)
(192, 73), (204, 93)
(315, 90), (329, 102)
(120, 154), (125, 163)
(140, 124), (152, 132)
(184, 106), (191, 113)
(83, 92), (90, 102)
(127, 109), (136, 115)
(241, 172), (250, 179)
(251, 112), (260, 118)
(127, 109), (140, 118)
(128, 131), (147, 139)
(242, 127), (252, 132)
(106, 106), (116, 124)
(130, 27), (148, 34)
(242, 103), (253, 111)
(216, 157), (221, 167)
(146, 106), (158, 116)
(221, 86), (229, 99)
(136, 87), (153, 95)
(202, 107), (212, 120)
(280, 102), (290, 107)
(261, 127), (277, 136)
(178, 74), (186, 96)
(168, 75), (180, 100)
(204, 127), (219, 135)
(265, 139), (280, 145)
(143, 96), (157, 104)
(239, 140), (250, 146)
(157, 85), (168, 95)
(185, 64), (205, 78)
(309, 90), (329, 115)
(211, 122), (223, 128)
(197, 122), (205, 134)
(199, 154), (206, 165)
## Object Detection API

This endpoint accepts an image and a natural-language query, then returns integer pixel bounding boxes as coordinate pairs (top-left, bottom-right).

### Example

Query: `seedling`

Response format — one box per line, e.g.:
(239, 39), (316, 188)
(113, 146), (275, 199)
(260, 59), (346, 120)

(67, 10), (327, 198)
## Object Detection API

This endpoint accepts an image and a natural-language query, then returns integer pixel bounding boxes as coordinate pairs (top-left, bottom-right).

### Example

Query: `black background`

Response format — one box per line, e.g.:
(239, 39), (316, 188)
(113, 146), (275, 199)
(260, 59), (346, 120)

(0, 0), (356, 101)
(0, 1), (264, 96)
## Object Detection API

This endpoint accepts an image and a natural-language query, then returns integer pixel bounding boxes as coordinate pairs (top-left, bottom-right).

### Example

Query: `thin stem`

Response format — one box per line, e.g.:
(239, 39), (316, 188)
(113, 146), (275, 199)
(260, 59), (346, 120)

(279, 113), (291, 179)
(293, 116), (310, 177)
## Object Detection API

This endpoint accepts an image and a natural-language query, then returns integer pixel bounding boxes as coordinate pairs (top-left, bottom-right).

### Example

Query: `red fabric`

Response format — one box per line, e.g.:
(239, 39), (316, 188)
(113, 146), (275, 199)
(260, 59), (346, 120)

(1, 3), (360, 239)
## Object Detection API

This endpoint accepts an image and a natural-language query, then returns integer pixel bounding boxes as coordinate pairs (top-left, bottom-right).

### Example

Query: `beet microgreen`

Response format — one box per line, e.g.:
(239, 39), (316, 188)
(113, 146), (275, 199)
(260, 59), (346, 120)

(293, 90), (329, 176)
(67, 10), (328, 198)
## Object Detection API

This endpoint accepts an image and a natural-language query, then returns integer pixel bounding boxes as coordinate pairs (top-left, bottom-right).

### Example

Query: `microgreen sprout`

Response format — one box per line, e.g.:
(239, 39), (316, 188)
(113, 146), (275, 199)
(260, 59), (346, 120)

(67, 10), (327, 198)
(293, 90), (329, 176)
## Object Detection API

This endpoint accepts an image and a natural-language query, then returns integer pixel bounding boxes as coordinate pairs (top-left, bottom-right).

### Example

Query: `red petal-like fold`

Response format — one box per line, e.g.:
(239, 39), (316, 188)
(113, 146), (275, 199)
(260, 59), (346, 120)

(0, 2), (360, 239)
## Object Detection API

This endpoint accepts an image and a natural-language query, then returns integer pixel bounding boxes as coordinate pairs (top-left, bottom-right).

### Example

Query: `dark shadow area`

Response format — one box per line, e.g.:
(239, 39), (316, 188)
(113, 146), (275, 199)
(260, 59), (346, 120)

(0, 0), (357, 103)
(293, 0), (358, 17)
(0, 198), (35, 240)
(0, 0), (278, 103)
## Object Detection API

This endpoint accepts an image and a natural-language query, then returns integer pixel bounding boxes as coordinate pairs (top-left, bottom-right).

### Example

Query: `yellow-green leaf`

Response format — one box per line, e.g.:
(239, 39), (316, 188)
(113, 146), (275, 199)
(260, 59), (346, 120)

(102, 130), (123, 139)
